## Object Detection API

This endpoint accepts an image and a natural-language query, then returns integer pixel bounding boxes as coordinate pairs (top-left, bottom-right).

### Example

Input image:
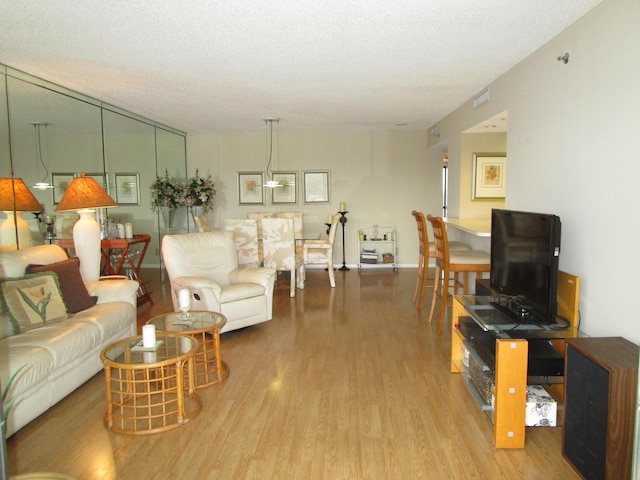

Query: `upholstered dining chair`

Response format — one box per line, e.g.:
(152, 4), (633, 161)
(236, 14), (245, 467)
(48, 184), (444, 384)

(426, 214), (490, 335)
(302, 213), (340, 288)
(275, 212), (304, 253)
(260, 217), (304, 297)
(224, 218), (260, 268)
(247, 212), (273, 264)
(161, 231), (276, 333)
(411, 210), (471, 310)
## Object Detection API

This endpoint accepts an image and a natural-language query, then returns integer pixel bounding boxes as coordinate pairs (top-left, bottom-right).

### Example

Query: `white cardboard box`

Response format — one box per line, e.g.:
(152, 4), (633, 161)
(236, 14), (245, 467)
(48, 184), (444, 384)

(525, 385), (557, 427)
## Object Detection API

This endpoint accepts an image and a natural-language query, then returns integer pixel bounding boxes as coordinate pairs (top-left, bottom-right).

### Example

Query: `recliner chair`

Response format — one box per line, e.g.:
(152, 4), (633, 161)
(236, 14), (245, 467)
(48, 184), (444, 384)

(162, 231), (276, 333)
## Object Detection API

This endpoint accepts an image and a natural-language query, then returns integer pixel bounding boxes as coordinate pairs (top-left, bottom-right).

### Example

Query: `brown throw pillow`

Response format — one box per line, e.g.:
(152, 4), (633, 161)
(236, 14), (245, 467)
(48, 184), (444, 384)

(26, 257), (98, 313)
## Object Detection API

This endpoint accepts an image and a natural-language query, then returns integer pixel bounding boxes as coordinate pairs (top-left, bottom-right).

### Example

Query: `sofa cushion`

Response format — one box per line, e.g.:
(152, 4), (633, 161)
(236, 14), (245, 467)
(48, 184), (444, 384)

(0, 272), (68, 335)
(26, 258), (98, 313)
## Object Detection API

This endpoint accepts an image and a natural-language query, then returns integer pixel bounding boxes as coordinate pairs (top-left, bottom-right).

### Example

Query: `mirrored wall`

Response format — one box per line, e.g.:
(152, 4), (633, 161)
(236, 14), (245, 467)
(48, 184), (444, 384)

(0, 64), (187, 268)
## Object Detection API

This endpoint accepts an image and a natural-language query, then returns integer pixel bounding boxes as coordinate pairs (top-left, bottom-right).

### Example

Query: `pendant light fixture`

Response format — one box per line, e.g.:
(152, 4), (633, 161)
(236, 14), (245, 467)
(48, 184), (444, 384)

(31, 121), (54, 190)
(264, 118), (281, 188)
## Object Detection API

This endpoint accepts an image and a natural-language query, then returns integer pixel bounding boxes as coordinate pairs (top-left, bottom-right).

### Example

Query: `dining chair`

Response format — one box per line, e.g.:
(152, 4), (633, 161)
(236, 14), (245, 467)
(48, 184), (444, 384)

(248, 212), (273, 264)
(275, 212), (304, 253)
(194, 215), (211, 232)
(426, 214), (490, 335)
(411, 210), (471, 310)
(224, 218), (260, 268)
(302, 213), (340, 288)
(260, 217), (304, 297)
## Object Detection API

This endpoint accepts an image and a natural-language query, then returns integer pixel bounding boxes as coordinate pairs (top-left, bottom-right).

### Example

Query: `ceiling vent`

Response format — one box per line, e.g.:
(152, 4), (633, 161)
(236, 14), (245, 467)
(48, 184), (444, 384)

(473, 87), (490, 109)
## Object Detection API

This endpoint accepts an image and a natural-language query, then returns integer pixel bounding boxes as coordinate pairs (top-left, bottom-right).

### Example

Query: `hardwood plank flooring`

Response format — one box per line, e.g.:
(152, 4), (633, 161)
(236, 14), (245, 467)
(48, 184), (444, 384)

(6, 268), (580, 479)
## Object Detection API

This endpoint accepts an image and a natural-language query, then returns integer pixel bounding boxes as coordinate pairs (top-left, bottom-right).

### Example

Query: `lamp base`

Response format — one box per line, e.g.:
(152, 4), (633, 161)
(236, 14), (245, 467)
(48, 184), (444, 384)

(73, 210), (101, 282)
(0, 211), (32, 249)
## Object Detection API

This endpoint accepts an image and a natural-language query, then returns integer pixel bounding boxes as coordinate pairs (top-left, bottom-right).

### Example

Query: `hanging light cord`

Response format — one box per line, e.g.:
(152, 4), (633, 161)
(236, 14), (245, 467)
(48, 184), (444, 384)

(35, 123), (49, 184)
(265, 119), (276, 180)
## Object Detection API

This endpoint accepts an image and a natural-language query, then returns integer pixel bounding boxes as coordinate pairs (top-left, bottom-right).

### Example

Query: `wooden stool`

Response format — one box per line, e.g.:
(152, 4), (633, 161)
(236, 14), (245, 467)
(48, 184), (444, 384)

(411, 210), (470, 310)
(426, 215), (489, 334)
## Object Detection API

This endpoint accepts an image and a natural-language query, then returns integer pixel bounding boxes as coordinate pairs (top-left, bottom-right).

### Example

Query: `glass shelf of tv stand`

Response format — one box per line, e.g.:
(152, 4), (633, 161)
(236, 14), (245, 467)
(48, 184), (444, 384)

(455, 295), (580, 341)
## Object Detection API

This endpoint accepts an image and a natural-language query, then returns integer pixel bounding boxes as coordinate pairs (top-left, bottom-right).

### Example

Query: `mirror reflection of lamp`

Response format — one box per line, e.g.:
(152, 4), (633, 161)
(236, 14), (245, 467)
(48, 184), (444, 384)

(54, 173), (117, 281)
(0, 178), (43, 249)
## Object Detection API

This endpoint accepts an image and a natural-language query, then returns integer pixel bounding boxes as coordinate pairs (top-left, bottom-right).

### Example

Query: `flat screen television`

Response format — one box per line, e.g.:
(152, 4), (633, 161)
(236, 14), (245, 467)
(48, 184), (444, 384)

(490, 209), (561, 325)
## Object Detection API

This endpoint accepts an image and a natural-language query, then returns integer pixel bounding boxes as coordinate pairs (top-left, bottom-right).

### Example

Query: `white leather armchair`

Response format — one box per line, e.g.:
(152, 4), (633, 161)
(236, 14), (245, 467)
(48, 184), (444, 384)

(161, 231), (276, 333)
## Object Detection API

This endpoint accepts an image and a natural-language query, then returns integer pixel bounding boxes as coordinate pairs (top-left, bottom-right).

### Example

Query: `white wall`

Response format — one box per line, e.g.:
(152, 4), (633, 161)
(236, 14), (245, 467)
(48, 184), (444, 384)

(429, 0), (640, 342)
(187, 129), (441, 266)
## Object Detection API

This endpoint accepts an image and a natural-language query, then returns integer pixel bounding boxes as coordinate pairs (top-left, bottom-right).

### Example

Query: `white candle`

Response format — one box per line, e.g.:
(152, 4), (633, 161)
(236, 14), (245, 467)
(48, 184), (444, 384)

(339, 202), (346, 212)
(124, 223), (133, 239)
(327, 214), (333, 224)
(142, 324), (156, 348)
(178, 288), (191, 309)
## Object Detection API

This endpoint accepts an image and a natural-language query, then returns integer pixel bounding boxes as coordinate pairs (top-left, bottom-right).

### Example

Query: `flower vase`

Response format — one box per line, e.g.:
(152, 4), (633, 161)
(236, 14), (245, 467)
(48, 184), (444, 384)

(160, 206), (175, 228)
(190, 205), (205, 224)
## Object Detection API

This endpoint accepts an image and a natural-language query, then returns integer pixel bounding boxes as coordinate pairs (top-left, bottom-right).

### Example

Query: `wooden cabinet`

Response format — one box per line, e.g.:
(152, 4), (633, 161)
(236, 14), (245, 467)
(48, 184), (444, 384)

(563, 337), (639, 480)
(357, 225), (396, 270)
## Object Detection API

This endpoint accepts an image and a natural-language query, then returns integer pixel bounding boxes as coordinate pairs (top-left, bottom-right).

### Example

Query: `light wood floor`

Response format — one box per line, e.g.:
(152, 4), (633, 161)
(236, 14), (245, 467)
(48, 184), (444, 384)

(6, 268), (580, 479)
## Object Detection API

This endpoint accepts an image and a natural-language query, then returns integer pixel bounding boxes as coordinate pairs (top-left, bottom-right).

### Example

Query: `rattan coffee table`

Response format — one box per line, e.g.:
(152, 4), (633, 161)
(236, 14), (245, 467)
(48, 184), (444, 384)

(100, 334), (201, 435)
(145, 311), (229, 388)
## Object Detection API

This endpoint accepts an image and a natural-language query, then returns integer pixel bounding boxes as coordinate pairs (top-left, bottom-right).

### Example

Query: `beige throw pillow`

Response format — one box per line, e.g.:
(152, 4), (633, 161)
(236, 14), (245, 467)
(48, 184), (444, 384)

(0, 272), (68, 335)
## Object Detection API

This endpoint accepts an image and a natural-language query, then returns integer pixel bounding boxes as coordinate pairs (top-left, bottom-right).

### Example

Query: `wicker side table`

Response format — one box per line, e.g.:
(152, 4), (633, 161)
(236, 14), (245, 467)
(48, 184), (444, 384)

(100, 334), (201, 435)
(146, 311), (229, 388)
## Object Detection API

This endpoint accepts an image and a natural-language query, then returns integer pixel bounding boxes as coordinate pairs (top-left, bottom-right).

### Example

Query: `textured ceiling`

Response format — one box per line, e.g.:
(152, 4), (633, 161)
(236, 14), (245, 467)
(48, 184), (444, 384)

(0, 1), (602, 134)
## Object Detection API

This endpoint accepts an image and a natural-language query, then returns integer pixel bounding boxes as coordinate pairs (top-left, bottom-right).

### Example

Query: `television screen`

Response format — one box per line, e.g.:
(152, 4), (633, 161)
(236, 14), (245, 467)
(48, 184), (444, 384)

(490, 209), (561, 325)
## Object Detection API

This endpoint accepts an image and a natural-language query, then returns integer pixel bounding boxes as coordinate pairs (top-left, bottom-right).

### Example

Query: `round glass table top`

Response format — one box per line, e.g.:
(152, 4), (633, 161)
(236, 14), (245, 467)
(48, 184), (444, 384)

(101, 334), (198, 366)
(146, 310), (227, 333)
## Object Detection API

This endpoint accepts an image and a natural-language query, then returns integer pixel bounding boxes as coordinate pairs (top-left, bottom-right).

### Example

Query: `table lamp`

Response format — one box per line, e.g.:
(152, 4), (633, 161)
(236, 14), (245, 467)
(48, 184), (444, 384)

(55, 173), (117, 281)
(0, 177), (43, 249)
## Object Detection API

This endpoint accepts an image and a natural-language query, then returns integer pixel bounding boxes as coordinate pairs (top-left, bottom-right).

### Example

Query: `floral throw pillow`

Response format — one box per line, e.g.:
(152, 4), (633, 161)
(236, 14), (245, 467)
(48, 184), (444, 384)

(0, 272), (68, 335)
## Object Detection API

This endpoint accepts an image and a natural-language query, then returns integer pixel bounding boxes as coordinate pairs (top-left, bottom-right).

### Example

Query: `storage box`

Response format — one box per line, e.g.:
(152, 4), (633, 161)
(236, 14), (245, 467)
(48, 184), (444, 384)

(525, 385), (557, 427)
(360, 256), (378, 264)
(382, 253), (394, 263)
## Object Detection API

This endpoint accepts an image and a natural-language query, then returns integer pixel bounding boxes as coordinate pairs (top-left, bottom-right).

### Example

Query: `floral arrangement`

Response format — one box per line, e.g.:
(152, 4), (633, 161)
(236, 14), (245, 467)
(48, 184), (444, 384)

(150, 169), (180, 211)
(179, 169), (216, 213)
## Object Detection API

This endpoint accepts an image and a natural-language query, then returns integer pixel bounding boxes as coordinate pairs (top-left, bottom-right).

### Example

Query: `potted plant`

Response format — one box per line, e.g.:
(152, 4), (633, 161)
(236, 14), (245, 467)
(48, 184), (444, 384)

(179, 169), (215, 220)
(150, 169), (180, 228)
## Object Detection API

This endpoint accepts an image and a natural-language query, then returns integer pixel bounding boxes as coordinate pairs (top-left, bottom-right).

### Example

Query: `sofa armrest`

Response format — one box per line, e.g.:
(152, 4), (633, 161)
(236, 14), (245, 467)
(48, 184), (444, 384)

(229, 267), (276, 290)
(85, 279), (140, 308)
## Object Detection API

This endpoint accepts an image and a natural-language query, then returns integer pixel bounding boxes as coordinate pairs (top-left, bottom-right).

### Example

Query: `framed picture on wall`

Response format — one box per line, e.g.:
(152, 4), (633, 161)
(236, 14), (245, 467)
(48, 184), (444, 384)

(303, 170), (330, 203)
(271, 171), (297, 204)
(472, 153), (507, 199)
(51, 172), (76, 204)
(238, 172), (264, 205)
(114, 173), (140, 205)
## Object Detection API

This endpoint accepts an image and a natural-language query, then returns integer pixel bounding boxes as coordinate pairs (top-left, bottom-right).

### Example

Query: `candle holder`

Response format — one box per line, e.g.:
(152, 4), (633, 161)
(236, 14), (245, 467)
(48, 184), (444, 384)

(338, 211), (350, 271)
(325, 223), (331, 236)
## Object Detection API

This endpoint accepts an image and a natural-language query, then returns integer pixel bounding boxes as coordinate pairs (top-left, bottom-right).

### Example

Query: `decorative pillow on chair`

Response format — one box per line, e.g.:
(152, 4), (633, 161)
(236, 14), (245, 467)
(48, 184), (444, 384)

(26, 257), (98, 313)
(0, 272), (68, 334)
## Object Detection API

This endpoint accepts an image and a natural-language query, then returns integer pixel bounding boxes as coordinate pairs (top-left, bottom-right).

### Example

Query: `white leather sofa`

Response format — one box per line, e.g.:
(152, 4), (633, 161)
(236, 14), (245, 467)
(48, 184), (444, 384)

(162, 231), (276, 333)
(0, 244), (139, 437)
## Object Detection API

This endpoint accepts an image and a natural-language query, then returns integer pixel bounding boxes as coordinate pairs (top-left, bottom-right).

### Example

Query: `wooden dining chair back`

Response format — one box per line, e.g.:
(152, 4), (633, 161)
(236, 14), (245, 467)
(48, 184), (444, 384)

(426, 214), (490, 335)
(411, 210), (431, 310)
(194, 215), (211, 232)
(303, 213), (340, 288)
